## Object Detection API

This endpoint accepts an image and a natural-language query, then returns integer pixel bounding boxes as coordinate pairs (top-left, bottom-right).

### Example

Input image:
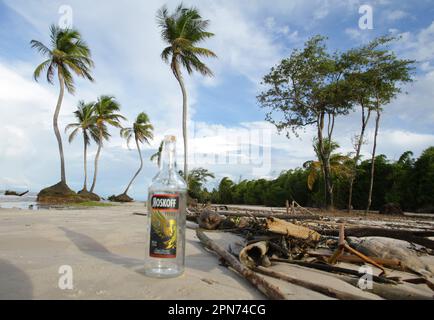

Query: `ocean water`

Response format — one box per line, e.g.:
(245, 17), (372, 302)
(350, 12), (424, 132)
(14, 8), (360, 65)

(0, 192), (38, 210)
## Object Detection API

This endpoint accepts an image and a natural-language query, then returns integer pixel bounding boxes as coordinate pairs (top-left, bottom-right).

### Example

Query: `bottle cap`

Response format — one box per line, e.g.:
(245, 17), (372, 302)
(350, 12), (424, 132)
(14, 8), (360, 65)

(165, 135), (176, 143)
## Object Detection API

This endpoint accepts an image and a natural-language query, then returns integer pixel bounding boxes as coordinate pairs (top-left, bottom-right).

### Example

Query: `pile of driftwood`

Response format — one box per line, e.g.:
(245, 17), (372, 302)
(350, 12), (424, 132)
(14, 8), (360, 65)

(189, 205), (434, 300)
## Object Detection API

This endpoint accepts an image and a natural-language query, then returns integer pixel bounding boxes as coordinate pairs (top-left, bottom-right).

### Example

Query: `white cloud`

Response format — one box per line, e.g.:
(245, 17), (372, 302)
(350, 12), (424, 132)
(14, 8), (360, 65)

(386, 9), (408, 22)
(397, 21), (434, 62)
(1, 0), (433, 197)
(199, 4), (282, 85)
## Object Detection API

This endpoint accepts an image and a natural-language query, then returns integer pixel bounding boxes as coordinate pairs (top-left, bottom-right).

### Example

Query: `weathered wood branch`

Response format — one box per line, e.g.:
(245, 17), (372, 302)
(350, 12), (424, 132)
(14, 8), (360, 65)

(266, 217), (321, 241)
(254, 266), (372, 300)
(196, 229), (287, 300)
(337, 275), (433, 300)
(317, 227), (434, 250)
(307, 252), (402, 270)
(270, 258), (398, 284)
(216, 211), (322, 221)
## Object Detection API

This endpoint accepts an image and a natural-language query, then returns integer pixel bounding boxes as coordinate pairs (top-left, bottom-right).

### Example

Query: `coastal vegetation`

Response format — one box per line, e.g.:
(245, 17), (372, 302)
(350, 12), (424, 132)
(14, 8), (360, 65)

(157, 4), (217, 181)
(25, 4), (431, 214)
(257, 35), (414, 211)
(193, 147), (434, 213)
(112, 112), (154, 202)
(31, 25), (94, 203)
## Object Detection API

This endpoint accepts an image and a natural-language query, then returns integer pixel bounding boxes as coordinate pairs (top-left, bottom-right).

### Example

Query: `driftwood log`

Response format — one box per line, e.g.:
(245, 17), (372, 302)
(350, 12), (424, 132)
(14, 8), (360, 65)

(265, 217), (321, 241)
(316, 227), (434, 250)
(270, 258), (398, 284)
(336, 275), (433, 300)
(4, 190), (29, 197)
(307, 252), (402, 270)
(196, 229), (287, 300)
(254, 266), (372, 300)
(214, 210), (323, 221)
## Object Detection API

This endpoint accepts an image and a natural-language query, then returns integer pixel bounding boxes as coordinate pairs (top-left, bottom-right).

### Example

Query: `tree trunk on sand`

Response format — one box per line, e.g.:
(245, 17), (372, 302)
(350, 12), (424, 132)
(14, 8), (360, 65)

(366, 110), (381, 214)
(83, 133), (88, 191)
(174, 62), (189, 181)
(55, 71), (66, 184)
(90, 129), (103, 193)
(123, 137), (143, 195)
(348, 107), (371, 212)
(317, 112), (333, 210)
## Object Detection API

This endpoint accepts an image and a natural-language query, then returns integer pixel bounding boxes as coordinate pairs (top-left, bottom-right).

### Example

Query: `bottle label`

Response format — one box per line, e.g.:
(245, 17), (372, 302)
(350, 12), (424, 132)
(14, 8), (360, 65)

(149, 194), (179, 258)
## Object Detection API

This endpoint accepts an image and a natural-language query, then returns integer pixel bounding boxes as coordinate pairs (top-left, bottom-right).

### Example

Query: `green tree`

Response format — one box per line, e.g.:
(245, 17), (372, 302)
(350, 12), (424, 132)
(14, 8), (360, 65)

(186, 168), (215, 201)
(258, 36), (354, 210)
(31, 25), (94, 193)
(304, 139), (352, 198)
(157, 4), (217, 181)
(384, 151), (415, 209)
(413, 147), (434, 212)
(218, 177), (235, 204)
(90, 96), (126, 194)
(343, 44), (376, 212)
(120, 113), (154, 197)
(364, 37), (415, 213)
(65, 101), (99, 192)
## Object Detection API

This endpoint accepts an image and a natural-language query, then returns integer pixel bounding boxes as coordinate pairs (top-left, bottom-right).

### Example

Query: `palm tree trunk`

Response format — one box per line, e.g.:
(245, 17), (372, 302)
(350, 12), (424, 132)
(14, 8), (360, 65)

(83, 133), (88, 191)
(174, 62), (189, 181)
(90, 129), (103, 193)
(366, 110), (381, 214)
(123, 137), (143, 195)
(55, 71), (66, 184)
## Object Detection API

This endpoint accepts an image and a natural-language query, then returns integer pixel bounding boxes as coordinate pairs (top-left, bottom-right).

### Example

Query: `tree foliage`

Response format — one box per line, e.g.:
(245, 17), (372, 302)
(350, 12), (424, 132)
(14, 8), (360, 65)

(197, 147), (434, 213)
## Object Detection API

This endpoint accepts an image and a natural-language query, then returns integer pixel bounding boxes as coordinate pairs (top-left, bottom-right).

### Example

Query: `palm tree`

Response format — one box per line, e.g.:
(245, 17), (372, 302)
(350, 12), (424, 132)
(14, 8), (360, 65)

(65, 101), (99, 192)
(157, 4), (217, 181)
(303, 139), (352, 207)
(150, 141), (164, 167)
(31, 25), (94, 190)
(120, 113), (154, 197)
(89, 95), (126, 194)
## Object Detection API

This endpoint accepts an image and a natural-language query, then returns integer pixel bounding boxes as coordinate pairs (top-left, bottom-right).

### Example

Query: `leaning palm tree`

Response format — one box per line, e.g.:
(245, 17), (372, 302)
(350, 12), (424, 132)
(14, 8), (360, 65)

(65, 101), (99, 193)
(157, 4), (217, 181)
(31, 25), (94, 197)
(89, 96), (126, 194)
(119, 113), (154, 198)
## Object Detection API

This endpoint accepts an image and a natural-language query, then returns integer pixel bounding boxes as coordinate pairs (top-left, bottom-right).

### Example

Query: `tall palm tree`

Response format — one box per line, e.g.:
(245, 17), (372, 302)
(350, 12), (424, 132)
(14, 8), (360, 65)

(120, 113), (154, 196)
(157, 4), (217, 181)
(31, 25), (94, 188)
(65, 101), (99, 192)
(89, 95), (126, 194)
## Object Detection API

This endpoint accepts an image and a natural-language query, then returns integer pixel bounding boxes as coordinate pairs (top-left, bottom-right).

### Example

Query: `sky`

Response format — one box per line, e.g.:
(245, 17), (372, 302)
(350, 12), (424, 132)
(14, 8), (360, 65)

(0, 0), (434, 200)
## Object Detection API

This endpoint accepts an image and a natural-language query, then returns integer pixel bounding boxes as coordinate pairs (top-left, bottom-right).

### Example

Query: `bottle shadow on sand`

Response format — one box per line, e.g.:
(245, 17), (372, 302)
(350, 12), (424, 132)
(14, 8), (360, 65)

(58, 227), (145, 272)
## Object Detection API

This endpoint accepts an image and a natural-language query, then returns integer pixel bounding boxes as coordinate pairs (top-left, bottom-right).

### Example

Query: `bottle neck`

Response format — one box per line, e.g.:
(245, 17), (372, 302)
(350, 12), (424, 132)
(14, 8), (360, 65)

(160, 139), (177, 172)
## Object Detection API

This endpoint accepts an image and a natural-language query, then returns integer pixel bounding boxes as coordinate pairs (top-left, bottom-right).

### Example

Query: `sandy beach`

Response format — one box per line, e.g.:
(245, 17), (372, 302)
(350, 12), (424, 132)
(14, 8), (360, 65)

(1, 203), (433, 300)
(0, 203), (265, 300)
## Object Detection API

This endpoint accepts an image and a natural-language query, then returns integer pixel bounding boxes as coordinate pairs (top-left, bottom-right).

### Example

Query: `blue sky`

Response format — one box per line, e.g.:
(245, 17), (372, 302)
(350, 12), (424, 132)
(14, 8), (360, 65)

(1, 0), (434, 200)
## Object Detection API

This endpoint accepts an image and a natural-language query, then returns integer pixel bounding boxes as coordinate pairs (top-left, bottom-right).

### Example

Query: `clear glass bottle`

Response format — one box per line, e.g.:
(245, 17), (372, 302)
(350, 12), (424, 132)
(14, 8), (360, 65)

(144, 135), (187, 278)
